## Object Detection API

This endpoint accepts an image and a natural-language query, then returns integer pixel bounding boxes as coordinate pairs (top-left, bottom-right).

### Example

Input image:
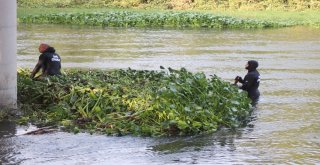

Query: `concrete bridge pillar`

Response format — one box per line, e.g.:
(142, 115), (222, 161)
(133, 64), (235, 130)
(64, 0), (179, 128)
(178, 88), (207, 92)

(0, 0), (17, 109)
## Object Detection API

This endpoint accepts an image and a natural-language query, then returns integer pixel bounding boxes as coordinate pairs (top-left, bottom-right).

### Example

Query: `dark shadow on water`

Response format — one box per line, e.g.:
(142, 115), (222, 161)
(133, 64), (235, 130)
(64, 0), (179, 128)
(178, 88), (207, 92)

(0, 120), (16, 138)
(0, 120), (17, 164)
(150, 104), (259, 155)
(150, 128), (255, 155)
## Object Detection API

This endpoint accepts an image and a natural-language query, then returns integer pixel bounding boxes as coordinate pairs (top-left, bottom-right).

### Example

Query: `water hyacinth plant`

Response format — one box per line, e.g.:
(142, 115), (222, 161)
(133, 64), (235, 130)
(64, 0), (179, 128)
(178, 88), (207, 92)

(18, 67), (252, 136)
(19, 11), (291, 29)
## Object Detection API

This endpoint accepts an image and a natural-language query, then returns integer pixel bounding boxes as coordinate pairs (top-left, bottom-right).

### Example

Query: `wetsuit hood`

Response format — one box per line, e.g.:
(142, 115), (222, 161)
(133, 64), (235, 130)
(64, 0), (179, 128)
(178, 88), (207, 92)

(44, 47), (56, 53)
(247, 60), (259, 71)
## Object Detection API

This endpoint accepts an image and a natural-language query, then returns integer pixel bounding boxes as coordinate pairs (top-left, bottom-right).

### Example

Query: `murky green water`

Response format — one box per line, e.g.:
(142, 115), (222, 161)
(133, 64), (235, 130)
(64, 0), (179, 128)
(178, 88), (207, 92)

(1, 25), (320, 164)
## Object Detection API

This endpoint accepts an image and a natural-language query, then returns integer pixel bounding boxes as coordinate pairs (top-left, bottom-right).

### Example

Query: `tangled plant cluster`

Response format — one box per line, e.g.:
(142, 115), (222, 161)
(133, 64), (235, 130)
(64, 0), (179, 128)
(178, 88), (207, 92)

(18, 67), (252, 136)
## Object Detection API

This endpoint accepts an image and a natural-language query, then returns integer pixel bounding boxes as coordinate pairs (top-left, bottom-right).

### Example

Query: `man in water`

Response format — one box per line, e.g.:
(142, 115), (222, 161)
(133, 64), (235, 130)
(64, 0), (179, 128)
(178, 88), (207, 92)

(234, 60), (260, 104)
(30, 43), (61, 79)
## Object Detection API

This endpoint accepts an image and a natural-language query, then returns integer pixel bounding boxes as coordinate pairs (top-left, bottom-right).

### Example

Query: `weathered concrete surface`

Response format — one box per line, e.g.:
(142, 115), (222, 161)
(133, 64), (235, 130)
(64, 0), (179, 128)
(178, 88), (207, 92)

(0, 0), (17, 109)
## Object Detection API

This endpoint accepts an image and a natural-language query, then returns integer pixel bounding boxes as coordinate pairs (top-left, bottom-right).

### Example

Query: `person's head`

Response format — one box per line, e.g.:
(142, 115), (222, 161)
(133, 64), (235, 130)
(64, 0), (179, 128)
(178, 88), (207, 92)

(245, 60), (259, 71)
(38, 43), (50, 53)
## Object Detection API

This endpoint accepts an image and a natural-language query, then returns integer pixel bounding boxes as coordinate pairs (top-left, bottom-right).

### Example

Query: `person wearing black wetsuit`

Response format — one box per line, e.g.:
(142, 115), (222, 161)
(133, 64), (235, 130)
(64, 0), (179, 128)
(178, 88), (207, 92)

(234, 60), (260, 104)
(30, 43), (61, 78)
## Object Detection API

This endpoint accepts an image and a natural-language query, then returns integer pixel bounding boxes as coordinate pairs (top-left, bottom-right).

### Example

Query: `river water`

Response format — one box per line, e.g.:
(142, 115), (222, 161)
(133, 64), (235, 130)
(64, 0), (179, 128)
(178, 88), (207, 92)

(1, 25), (319, 164)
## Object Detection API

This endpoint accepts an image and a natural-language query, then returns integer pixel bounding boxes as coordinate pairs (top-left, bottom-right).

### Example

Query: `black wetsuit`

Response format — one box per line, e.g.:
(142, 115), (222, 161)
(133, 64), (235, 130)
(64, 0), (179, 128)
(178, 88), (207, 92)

(238, 60), (260, 103)
(39, 47), (61, 76)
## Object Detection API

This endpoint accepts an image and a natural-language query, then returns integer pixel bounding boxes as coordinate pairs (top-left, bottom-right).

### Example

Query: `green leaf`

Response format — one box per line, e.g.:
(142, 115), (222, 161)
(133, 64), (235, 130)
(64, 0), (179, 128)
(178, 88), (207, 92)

(192, 121), (202, 128)
(177, 120), (188, 130)
(184, 107), (191, 112)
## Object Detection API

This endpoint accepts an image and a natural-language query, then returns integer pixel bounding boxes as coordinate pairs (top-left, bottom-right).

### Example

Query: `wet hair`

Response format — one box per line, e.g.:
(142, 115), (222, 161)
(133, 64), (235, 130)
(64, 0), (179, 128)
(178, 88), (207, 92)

(247, 60), (259, 71)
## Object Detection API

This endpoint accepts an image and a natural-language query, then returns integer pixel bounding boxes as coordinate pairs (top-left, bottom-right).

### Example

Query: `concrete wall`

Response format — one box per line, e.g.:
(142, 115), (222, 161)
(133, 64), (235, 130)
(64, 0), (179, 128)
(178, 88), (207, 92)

(0, 0), (17, 109)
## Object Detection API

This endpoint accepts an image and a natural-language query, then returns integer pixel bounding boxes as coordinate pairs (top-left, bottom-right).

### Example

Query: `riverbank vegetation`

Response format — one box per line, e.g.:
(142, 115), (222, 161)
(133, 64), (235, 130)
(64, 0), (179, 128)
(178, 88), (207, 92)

(18, 68), (252, 136)
(17, 1), (320, 28)
(19, 10), (290, 28)
(17, 7), (320, 28)
(17, 0), (320, 10)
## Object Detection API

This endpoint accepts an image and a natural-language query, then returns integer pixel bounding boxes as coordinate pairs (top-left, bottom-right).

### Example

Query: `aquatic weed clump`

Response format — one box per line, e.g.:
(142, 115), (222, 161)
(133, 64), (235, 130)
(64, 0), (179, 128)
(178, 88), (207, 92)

(19, 11), (288, 29)
(17, 68), (252, 136)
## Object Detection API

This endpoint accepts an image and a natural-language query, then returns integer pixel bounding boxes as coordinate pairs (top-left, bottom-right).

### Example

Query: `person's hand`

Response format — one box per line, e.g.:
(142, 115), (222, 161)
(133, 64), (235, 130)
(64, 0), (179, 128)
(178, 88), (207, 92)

(234, 76), (242, 84)
(236, 76), (243, 81)
(234, 76), (239, 84)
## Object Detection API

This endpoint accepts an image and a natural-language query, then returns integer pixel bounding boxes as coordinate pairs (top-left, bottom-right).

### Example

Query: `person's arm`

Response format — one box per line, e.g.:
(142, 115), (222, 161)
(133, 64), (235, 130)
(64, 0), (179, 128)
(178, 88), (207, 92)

(234, 76), (244, 85)
(238, 76), (244, 83)
(30, 60), (43, 78)
(240, 74), (255, 91)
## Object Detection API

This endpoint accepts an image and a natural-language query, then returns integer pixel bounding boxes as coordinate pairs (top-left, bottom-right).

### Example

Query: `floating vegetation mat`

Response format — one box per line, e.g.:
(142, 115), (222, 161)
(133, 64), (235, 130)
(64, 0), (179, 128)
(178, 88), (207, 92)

(18, 67), (252, 136)
(19, 11), (291, 29)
